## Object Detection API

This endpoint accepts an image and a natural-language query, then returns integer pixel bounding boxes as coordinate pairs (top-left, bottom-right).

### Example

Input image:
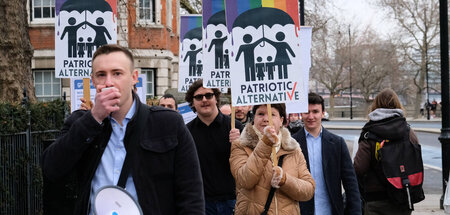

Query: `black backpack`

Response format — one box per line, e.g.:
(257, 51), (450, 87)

(362, 126), (425, 210)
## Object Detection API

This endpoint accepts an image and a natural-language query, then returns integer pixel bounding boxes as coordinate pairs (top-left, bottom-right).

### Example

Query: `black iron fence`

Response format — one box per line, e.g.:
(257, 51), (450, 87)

(0, 130), (60, 215)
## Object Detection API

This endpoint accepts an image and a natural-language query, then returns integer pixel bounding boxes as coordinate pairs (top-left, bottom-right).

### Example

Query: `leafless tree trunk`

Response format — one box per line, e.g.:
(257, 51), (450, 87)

(0, 0), (35, 103)
(310, 19), (349, 118)
(376, 0), (440, 118)
(352, 28), (401, 104)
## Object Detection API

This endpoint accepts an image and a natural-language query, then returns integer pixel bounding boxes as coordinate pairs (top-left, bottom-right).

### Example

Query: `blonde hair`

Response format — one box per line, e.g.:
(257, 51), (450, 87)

(369, 88), (406, 115)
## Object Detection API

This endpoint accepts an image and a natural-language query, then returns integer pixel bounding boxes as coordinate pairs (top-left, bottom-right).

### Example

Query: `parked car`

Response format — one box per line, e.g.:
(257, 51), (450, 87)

(322, 111), (330, 121)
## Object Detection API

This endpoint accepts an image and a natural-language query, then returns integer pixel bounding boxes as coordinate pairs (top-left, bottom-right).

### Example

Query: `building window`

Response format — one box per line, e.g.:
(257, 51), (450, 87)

(141, 68), (155, 98)
(138, 0), (156, 23)
(31, 0), (55, 21)
(34, 69), (61, 101)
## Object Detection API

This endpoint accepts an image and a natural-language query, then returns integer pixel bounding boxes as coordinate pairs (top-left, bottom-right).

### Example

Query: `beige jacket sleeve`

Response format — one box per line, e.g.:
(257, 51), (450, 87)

(279, 148), (315, 201)
(230, 139), (272, 190)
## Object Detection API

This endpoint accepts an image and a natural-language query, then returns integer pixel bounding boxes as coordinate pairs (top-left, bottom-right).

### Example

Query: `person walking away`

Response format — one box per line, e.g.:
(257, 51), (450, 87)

(354, 88), (423, 215)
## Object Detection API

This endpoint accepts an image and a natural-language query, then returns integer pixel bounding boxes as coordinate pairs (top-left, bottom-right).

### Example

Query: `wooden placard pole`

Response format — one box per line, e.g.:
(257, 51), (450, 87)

(267, 104), (278, 166)
(231, 90), (235, 130)
(83, 78), (91, 109)
(231, 106), (236, 130)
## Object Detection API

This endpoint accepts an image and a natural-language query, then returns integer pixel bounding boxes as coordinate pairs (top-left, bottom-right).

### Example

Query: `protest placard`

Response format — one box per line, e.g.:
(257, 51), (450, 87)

(178, 15), (203, 92)
(202, 0), (231, 90)
(55, 0), (117, 78)
(70, 75), (146, 112)
(178, 102), (197, 124)
(225, 0), (311, 110)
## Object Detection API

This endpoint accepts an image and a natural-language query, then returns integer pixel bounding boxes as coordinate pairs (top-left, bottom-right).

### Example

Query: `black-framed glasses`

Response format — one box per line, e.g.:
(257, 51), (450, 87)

(193, 93), (215, 101)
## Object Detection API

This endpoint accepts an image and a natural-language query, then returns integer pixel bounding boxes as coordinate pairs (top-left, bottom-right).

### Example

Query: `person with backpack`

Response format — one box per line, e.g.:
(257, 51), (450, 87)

(354, 88), (424, 214)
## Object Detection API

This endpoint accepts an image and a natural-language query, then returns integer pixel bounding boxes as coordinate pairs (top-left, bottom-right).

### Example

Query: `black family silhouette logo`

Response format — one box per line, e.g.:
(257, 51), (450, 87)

(233, 8), (296, 82)
(180, 25), (202, 92)
(56, 0), (115, 77)
(203, 10), (231, 88)
(230, 7), (300, 105)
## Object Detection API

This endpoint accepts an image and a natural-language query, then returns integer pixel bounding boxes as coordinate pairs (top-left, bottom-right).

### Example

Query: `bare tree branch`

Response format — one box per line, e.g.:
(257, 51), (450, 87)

(376, 0), (440, 118)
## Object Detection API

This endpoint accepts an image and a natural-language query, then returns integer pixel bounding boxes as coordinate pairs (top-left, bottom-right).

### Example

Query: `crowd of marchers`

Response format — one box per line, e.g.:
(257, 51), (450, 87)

(42, 44), (421, 215)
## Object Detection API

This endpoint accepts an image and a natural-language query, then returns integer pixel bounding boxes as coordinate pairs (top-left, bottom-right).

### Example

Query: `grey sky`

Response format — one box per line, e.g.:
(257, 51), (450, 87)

(333, 0), (394, 38)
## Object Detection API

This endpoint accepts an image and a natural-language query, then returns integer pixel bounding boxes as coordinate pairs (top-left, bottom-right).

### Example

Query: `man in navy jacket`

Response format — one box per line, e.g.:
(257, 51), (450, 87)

(293, 93), (361, 215)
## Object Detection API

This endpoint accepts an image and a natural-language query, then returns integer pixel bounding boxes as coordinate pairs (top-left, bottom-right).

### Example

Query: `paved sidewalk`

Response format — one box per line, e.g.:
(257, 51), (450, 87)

(413, 194), (446, 214)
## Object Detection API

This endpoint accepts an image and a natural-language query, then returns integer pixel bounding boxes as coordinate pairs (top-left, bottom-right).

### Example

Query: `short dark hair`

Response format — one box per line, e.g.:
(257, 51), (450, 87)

(252, 103), (287, 125)
(220, 103), (230, 108)
(308, 92), (325, 112)
(92, 44), (134, 70)
(185, 79), (221, 112)
(160, 93), (178, 109)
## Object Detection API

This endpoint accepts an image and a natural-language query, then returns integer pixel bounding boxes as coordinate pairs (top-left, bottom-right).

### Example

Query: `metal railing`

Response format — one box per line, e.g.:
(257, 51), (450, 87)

(0, 130), (60, 215)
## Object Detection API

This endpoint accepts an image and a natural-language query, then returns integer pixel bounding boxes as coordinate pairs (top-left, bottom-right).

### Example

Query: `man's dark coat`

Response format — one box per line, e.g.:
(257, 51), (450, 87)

(41, 95), (204, 214)
(292, 128), (361, 215)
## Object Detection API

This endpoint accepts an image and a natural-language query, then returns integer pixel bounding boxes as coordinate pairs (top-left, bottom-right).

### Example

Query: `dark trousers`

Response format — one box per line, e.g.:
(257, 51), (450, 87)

(205, 199), (235, 215)
(364, 200), (412, 215)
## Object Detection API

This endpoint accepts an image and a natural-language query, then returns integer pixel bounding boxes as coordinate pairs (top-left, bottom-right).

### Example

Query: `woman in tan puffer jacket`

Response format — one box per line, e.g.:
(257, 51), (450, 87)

(229, 104), (315, 215)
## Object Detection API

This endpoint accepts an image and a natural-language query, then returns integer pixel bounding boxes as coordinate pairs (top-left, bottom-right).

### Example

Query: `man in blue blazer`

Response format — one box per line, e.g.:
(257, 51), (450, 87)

(292, 93), (361, 215)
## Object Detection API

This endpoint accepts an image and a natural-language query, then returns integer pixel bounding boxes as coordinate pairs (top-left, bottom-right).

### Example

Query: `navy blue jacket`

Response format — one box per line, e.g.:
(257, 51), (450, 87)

(41, 94), (204, 215)
(292, 128), (361, 215)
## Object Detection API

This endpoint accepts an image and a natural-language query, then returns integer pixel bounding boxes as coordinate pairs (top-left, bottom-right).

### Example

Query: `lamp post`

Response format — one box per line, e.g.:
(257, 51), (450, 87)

(439, 0), (450, 209)
(349, 25), (353, 119)
(299, 0), (305, 26)
(426, 40), (431, 120)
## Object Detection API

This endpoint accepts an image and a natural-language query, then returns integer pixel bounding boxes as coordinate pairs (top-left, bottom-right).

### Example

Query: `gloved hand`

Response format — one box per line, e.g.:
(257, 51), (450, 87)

(229, 128), (240, 143)
(262, 126), (278, 146)
(271, 166), (286, 188)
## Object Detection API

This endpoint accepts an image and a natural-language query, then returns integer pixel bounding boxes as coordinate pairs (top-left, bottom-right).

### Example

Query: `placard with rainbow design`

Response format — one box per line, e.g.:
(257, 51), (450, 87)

(202, 0), (231, 90)
(178, 15), (203, 92)
(225, 0), (311, 111)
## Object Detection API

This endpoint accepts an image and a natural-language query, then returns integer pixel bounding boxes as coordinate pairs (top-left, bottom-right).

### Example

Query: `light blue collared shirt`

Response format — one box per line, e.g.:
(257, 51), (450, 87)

(90, 100), (137, 214)
(305, 127), (332, 215)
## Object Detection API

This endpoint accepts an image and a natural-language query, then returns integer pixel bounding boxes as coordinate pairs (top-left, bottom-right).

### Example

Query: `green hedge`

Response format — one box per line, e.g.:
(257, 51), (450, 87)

(0, 100), (68, 134)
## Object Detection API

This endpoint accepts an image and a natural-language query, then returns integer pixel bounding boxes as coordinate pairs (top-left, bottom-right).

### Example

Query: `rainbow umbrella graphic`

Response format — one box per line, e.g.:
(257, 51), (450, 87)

(232, 7), (295, 46)
(184, 27), (202, 40)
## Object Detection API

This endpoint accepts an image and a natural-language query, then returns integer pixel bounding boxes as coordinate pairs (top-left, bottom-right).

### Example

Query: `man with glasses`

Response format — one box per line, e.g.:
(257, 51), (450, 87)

(185, 79), (243, 215)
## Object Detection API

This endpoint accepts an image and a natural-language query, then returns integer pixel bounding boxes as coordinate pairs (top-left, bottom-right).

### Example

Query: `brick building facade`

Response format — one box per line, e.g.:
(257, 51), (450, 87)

(28, 0), (180, 101)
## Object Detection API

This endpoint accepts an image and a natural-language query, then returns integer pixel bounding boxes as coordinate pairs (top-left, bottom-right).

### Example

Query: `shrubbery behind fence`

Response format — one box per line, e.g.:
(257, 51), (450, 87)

(1, 99), (68, 215)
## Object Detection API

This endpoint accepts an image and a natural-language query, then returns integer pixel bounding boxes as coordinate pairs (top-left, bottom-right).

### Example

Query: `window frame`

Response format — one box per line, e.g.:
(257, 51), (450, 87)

(33, 69), (61, 102)
(29, 0), (56, 25)
(140, 68), (156, 98)
(136, 0), (163, 27)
